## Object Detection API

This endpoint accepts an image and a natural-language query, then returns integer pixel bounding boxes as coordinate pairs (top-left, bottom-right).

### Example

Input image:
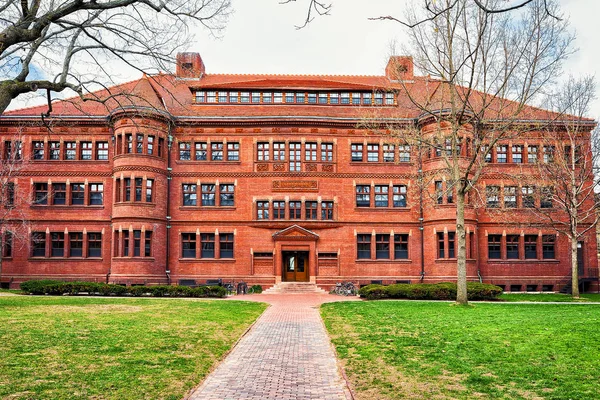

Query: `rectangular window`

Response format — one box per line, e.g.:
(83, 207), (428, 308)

(31, 232), (46, 257)
(435, 181), (443, 205)
(229, 91), (238, 103)
(321, 143), (333, 162)
(383, 144), (395, 162)
(488, 235), (501, 259)
(504, 186), (517, 208)
(33, 141), (44, 160)
(89, 183), (103, 205)
(65, 141), (77, 160)
(97, 141), (109, 160)
(195, 142), (208, 161)
(179, 142), (191, 160)
(374, 185), (389, 207)
(289, 201), (302, 219)
(399, 145), (411, 162)
(321, 201), (333, 220)
(124, 178), (131, 202)
(220, 233), (234, 258)
(240, 92), (250, 103)
(52, 183), (66, 205)
(356, 185), (370, 207)
(123, 231), (129, 257)
(4, 140), (22, 160)
(79, 141), (92, 160)
(543, 146), (555, 163)
(274, 92), (283, 103)
(351, 144), (363, 162)
(71, 183), (85, 205)
(218, 91), (228, 103)
(330, 92), (339, 104)
(541, 187), (553, 208)
(437, 232), (445, 258)
(5, 182), (14, 207)
(367, 144), (379, 162)
(134, 178), (143, 202)
(448, 232), (456, 258)
(183, 184), (197, 206)
(385, 92), (395, 105)
(525, 235), (537, 259)
(394, 234), (409, 259)
(146, 179), (153, 203)
(272, 142), (285, 161)
(49, 141), (60, 160)
(201, 184), (216, 206)
(341, 92), (350, 104)
(195, 91), (206, 103)
(211, 142), (223, 161)
(305, 201), (318, 219)
(528, 145), (537, 163)
(289, 142), (301, 172)
(201, 233), (215, 258)
(352, 92), (361, 105)
(357, 234), (371, 259)
(362, 93), (372, 105)
(69, 233), (83, 257)
(307, 92), (317, 104)
(51, 232), (64, 257)
(257, 201), (269, 220)
(496, 145), (507, 163)
(486, 186), (500, 208)
(146, 136), (154, 155)
(34, 183), (48, 205)
(182, 233), (196, 258)
(305, 142), (317, 161)
(219, 184), (234, 206)
(88, 233), (102, 257)
(512, 145), (523, 163)
(206, 91), (217, 103)
(318, 93), (328, 104)
(393, 185), (407, 207)
(296, 92), (305, 104)
(145, 231), (152, 257)
(285, 92), (295, 103)
(273, 201), (285, 219)
(227, 142), (239, 161)
(375, 234), (390, 259)
(134, 136), (143, 155)
(374, 92), (384, 105)
(257, 142), (270, 161)
(506, 235), (519, 259)
(542, 235), (555, 259)
(251, 92), (261, 103)
(133, 230), (141, 257)
(522, 186), (535, 208)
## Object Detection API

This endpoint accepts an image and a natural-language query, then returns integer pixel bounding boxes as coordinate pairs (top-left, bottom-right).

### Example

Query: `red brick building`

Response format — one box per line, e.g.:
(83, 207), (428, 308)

(1, 53), (597, 292)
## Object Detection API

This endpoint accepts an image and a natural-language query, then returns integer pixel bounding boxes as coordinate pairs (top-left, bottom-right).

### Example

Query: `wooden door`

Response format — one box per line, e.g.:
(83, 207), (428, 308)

(283, 251), (309, 282)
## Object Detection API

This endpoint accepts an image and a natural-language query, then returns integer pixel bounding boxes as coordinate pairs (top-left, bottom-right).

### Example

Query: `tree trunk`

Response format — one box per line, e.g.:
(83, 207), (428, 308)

(571, 236), (580, 298)
(456, 188), (468, 305)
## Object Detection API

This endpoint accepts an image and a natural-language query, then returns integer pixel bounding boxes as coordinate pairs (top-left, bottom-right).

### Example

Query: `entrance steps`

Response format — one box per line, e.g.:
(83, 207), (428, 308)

(263, 282), (328, 294)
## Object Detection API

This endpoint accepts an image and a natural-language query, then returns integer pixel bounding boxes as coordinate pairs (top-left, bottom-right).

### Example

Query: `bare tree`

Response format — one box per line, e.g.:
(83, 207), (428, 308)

(0, 0), (232, 115)
(523, 76), (598, 298)
(367, 0), (573, 305)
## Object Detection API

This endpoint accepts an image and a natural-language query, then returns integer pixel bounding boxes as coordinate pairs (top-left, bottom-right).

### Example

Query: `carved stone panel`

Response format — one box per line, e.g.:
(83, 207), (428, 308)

(256, 163), (269, 172)
(272, 180), (318, 192)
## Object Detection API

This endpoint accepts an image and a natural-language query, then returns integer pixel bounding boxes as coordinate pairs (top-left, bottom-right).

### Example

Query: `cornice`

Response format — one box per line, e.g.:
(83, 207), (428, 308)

(112, 165), (169, 176)
(171, 171), (416, 179)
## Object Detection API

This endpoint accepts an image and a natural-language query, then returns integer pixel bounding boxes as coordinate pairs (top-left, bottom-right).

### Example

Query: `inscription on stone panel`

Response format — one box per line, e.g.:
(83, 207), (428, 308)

(272, 180), (319, 192)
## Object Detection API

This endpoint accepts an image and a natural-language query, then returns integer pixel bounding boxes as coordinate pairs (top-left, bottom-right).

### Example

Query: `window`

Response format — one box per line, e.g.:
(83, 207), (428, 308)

(393, 185), (407, 207)
(144, 231), (151, 256)
(367, 144), (379, 162)
(351, 92), (361, 105)
(506, 235), (519, 259)
(257, 201), (269, 220)
(356, 185), (370, 207)
(183, 184), (197, 206)
(34, 183), (48, 205)
(496, 145), (507, 163)
(220, 233), (234, 258)
(124, 178), (131, 202)
(134, 178), (143, 202)
(488, 235), (501, 259)
(3, 231), (12, 258)
(351, 144), (363, 162)
(263, 93), (273, 104)
(482, 145), (492, 163)
(201, 184), (216, 206)
(321, 201), (333, 220)
(195, 91), (206, 102)
(31, 232), (46, 257)
(542, 235), (555, 259)
(70, 233), (83, 257)
(4, 140), (22, 160)
(227, 142), (239, 161)
(394, 234), (409, 259)
(33, 141), (44, 160)
(258, 142), (270, 161)
(448, 232), (456, 258)
(525, 235), (537, 259)
(543, 146), (555, 163)
(357, 234), (371, 259)
(399, 145), (411, 162)
(146, 179), (153, 202)
(65, 142), (77, 160)
(51, 232), (64, 257)
(96, 141), (109, 160)
(341, 92), (350, 104)
(329, 92), (339, 104)
(285, 92), (295, 103)
(229, 91), (238, 103)
(71, 183), (84, 205)
(195, 142), (208, 160)
(49, 142), (60, 160)
(146, 137), (154, 155)
(88, 233), (102, 257)
(240, 92), (250, 103)
(211, 142), (223, 161)
(541, 187), (553, 208)
(504, 186), (517, 208)
(182, 233), (196, 258)
(273, 201), (285, 219)
(289, 142), (301, 172)
(179, 142), (191, 160)
(437, 232), (445, 258)
(206, 91), (217, 103)
(362, 93), (372, 105)
(446, 181), (454, 204)
(296, 92), (305, 103)
(318, 93), (328, 104)
(219, 184), (234, 206)
(528, 145), (537, 163)
(435, 181), (443, 204)
(123, 231), (129, 256)
(251, 92), (261, 103)
(486, 186), (500, 208)
(305, 142), (317, 161)
(52, 183), (66, 205)
(512, 145), (523, 163)
(383, 144), (395, 162)
(308, 93), (317, 104)
(375, 234), (390, 259)
(132, 230), (141, 256)
(321, 143), (333, 161)
(289, 201), (301, 219)
(374, 185), (388, 207)
(89, 183), (103, 205)
(385, 92), (395, 105)
(274, 92), (283, 103)
(201, 233), (215, 258)
(305, 201), (317, 220)
(218, 91), (228, 103)
(374, 92), (384, 105)
(5, 182), (14, 207)
(273, 142), (285, 161)
(522, 186), (535, 208)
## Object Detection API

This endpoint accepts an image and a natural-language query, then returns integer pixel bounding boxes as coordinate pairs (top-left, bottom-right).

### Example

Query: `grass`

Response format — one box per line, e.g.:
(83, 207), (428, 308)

(0, 296), (266, 400)
(499, 293), (600, 302)
(321, 301), (600, 399)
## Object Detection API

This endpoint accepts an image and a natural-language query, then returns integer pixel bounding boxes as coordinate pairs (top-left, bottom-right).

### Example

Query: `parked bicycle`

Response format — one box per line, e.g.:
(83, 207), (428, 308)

(333, 281), (358, 296)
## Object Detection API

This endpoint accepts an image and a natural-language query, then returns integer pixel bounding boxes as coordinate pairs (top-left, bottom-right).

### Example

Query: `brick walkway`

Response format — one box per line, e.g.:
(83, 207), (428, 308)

(186, 293), (359, 400)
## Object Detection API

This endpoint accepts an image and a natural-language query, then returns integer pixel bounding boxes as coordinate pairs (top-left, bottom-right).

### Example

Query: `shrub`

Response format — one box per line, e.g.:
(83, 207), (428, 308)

(250, 285), (263, 294)
(467, 282), (503, 300)
(20, 280), (63, 295)
(359, 282), (503, 301)
(359, 284), (389, 300)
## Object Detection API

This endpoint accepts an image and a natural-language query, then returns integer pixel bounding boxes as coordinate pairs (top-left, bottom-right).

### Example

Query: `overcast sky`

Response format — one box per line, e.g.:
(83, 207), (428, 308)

(9, 0), (600, 119)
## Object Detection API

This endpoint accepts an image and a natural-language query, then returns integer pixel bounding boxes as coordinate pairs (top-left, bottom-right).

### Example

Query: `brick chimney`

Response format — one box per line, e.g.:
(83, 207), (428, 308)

(176, 52), (205, 79)
(385, 56), (414, 81)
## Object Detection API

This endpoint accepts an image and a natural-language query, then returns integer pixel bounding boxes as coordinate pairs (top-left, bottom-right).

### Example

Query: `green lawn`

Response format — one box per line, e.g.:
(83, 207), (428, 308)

(321, 301), (600, 400)
(0, 296), (266, 400)
(499, 293), (600, 302)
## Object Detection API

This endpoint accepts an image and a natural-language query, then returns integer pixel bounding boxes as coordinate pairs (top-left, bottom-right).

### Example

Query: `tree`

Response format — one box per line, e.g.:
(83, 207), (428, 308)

(0, 0), (232, 115)
(523, 76), (598, 298)
(369, 0), (573, 304)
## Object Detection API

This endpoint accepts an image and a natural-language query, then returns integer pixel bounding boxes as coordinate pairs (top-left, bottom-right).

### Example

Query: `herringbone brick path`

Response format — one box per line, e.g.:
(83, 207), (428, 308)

(187, 293), (358, 400)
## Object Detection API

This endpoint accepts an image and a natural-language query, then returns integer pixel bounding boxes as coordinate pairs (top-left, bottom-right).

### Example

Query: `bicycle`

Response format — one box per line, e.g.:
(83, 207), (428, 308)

(333, 281), (357, 296)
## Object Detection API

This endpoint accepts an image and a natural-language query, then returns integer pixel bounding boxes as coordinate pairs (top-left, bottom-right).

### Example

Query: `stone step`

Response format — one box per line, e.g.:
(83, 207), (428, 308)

(263, 282), (328, 294)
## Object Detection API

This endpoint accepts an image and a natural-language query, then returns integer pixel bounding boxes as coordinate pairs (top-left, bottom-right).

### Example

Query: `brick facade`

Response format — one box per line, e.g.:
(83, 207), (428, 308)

(1, 53), (597, 291)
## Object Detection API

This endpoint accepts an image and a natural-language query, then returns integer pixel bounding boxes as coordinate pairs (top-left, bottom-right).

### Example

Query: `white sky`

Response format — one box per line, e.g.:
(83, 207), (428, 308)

(9, 0), (600, 119)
